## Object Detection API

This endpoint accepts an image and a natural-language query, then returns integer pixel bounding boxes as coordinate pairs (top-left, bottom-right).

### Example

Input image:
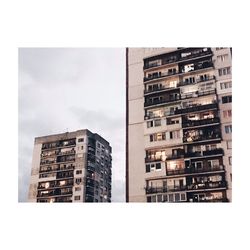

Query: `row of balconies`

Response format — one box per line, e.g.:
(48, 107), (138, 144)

(182, 117), (220, 128)
(146, 181), (227, 194)
(144, 75), (215, 95)
(143, 49), (212, 70)
(144, 89), (216, 108)
(145, 148), (224, 163)
(41, 148), (76, 159)
(166, 165), (225, 176)
(143, 61), (213, 82)
(183, 132), (221, 143)
(42, 139), (76, 150)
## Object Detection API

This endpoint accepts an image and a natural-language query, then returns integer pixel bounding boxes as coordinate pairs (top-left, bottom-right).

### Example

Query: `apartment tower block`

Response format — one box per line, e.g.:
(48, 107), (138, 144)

(126, 47), (232, 202)
(28, 129), (112, 202)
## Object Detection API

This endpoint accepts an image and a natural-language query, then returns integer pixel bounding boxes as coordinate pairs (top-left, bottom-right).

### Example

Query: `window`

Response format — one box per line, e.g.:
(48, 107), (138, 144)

(147, 120), (153, 128)
(227, 141), (232, 149)
(75, 178), (82, 184)
(78, 138), (84, 142)
(229, 156), (232, 165)
(170, 130), (180, 139)
(175, 193), (180, 202)
(191, 161), (203, 170)
(225, 125), (232, 134)
(157, 195), (163, 202)
(220, 81), (232, 89)
(151, 195), (156, 202)
(208, 159), (220, 168)
(222, 95), (232, 104)
(216, 47), (224, 50)
(223, 110), (232, 118)
(74, 196), (81, 200)
(76, 170), (82, 175)
(146, 162), (162, 173)
(217, 54), (228, 62)
(155, 163), (161, 170)
(81, 146), (84, 150)
(218, 67), (231, 76)
(146, 164), (150, 173)
(155, 119), (161, 127)
(150, 133), (166, 142)
(75, 187), (81, 191)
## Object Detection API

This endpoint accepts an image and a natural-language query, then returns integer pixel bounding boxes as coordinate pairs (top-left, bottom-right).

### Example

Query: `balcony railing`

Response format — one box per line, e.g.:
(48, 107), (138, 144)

(181, 89), (216, 100)
(143, 50), (212, 70)
(182, 117), (220, 128)
(177, 75), (215, 87)
(144, 85), (179, 94)
(187, 181), (227, 190)
(184, 148), (224, 158)
(175, 103), (218, 115)
(193, 197), (229, 202)
(144, 96), (180, 107)
(144, 71), (178, 82)
(166, 165), (224, 176)
(42, 140), (76, 150)
(145, 187), (168, 194)
(183, 133), (221, 143)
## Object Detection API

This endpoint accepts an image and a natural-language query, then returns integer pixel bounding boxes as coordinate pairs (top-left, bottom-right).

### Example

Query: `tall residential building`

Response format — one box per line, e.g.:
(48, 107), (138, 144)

(126, 47), (232, 202)
(28, 129), (112, 202)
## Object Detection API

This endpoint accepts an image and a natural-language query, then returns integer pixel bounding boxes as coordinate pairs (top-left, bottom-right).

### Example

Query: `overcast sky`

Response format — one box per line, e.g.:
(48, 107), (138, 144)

(18, 48), (126, 202)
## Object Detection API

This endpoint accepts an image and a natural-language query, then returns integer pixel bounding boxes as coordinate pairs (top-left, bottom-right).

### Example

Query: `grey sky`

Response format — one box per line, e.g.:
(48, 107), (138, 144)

(18, 48), (126, 202)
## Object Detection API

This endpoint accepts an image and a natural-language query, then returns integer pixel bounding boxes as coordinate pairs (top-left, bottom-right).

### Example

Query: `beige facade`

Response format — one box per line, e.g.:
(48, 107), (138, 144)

(126, 47), (232, 202)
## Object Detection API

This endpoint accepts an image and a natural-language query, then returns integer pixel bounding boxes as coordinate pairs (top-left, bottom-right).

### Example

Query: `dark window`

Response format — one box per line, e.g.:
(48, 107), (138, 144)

(76, 170), (82, 175)
(150, 135), (154, 142)
(78, 138), (84, 142)
(156, 163), (161, 170)
(222, 95), (232, 104)
(146, 164), (150, 173)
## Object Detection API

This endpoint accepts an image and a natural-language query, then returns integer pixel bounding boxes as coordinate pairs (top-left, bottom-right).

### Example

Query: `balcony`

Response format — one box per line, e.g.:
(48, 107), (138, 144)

(175, 103), (218, 115)
(181, 89), (216, 100)
(183, 133), (221, 144)
(143, 49), (212, 70)
(145, 187), (168, 194)
(177, 75), (215, 87)
(145, 185), (186, 194)
(144, 71), (178, 82)
(187, 181), (227, 191)
(166, 165), (225, 176)
(42, 139), (76, 150)
(184, 148), (224, 158)
(144, 85), (180, 95)
(144, 96), (180, 108)
(182, 117), (220, 128)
